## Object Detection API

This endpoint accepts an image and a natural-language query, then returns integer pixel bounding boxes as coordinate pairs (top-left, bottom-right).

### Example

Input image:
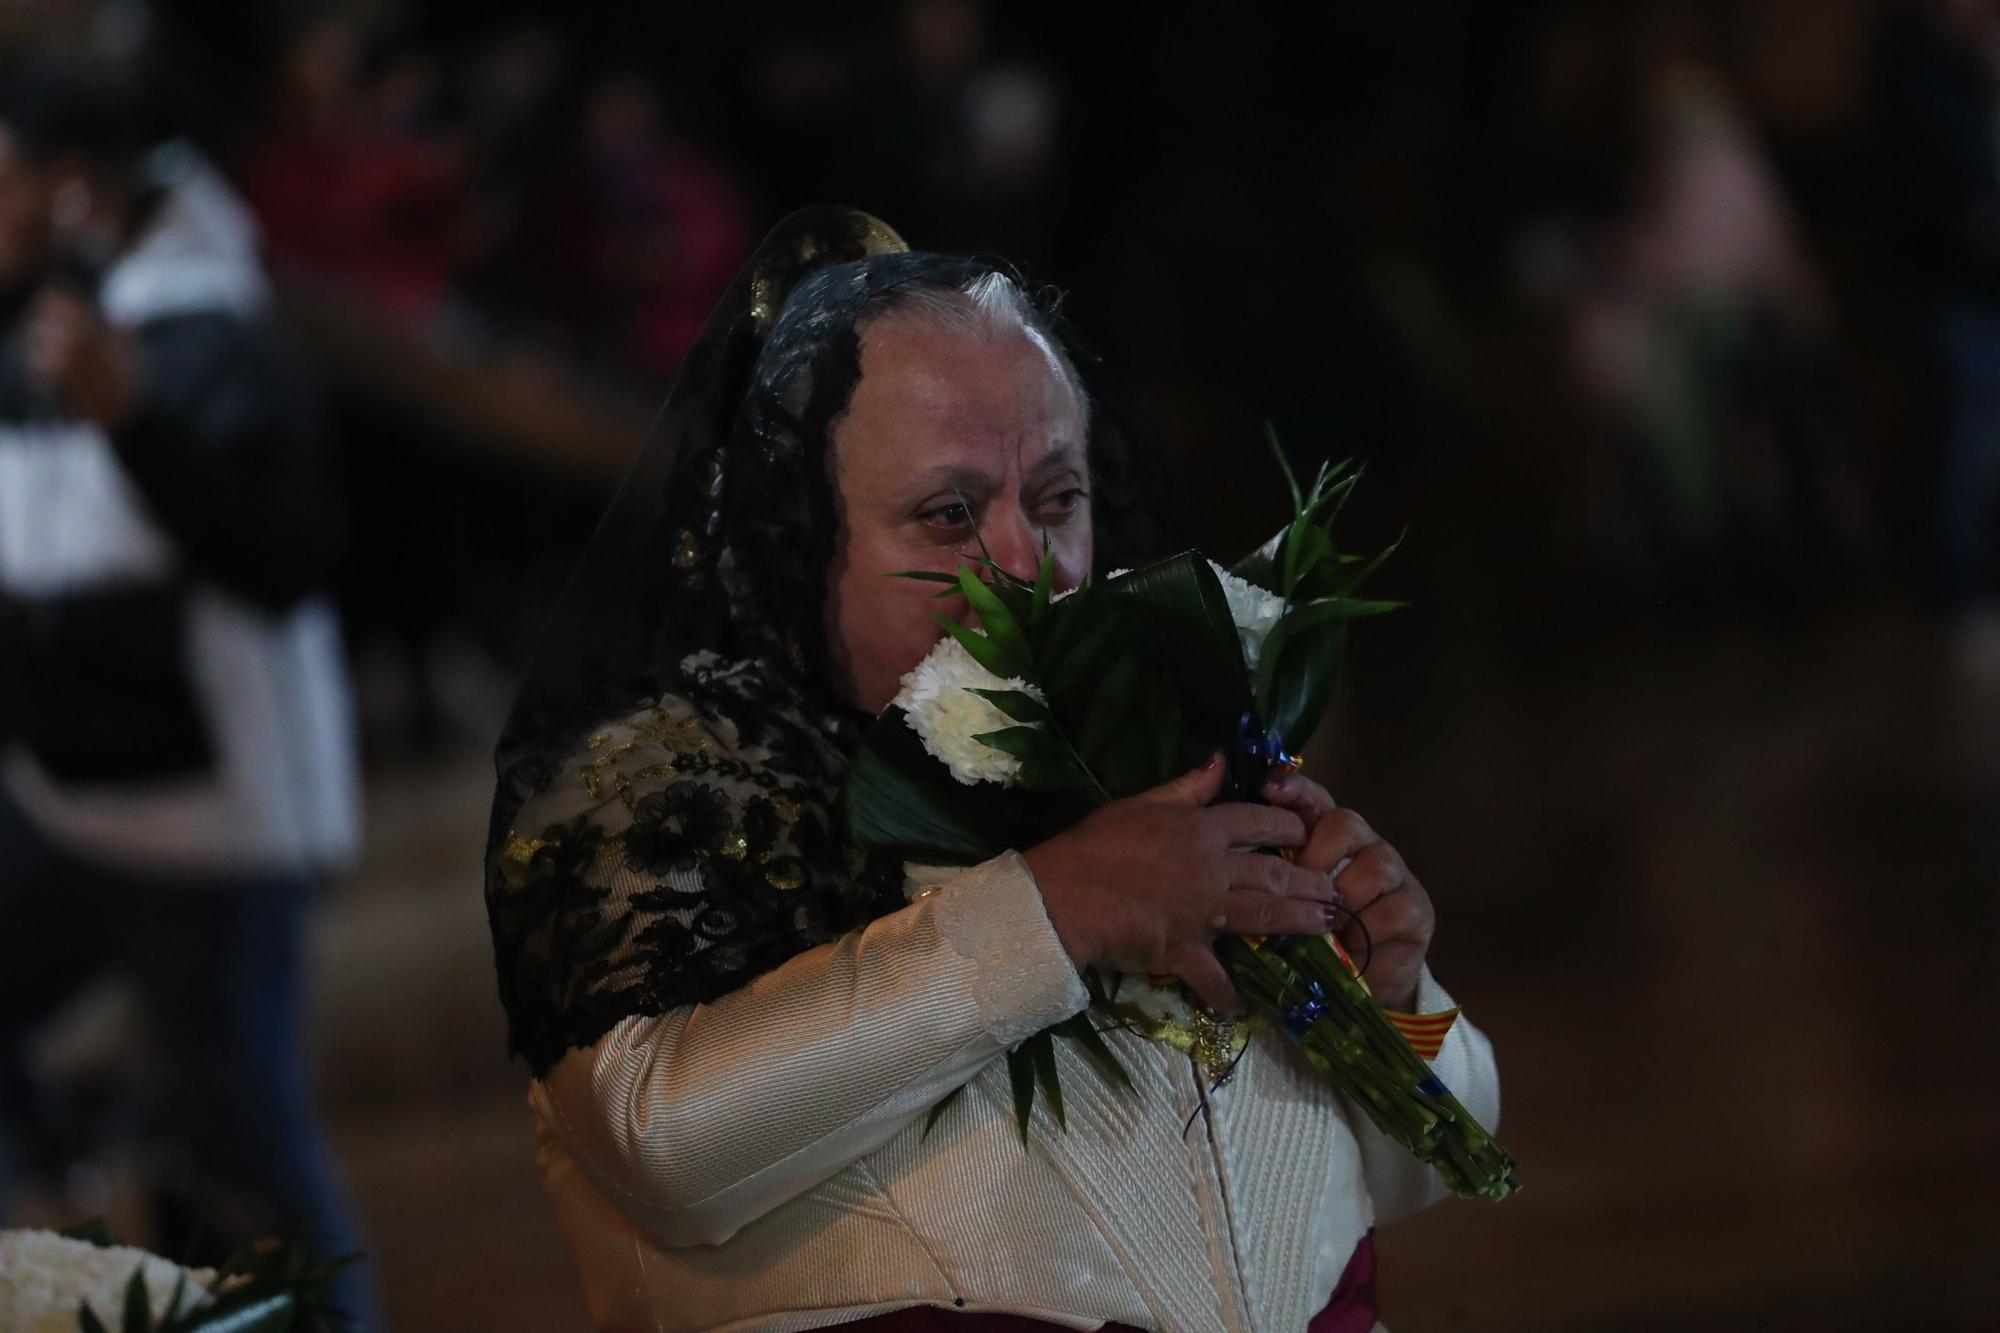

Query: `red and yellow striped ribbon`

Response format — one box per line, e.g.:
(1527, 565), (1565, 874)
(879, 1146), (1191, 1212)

(1382, 1006), (1460, 1060)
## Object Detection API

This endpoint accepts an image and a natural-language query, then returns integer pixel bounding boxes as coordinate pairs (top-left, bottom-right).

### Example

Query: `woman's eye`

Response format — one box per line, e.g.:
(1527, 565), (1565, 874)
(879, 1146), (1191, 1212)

(1040, 487), (1089, 517)
(919, 502), (973, 529)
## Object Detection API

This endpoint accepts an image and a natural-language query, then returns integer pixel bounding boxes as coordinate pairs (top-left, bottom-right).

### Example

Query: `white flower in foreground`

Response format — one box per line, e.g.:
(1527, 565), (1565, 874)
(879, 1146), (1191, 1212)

(895, 634), (1042, 786)
(1208, 560), (1288, 670)
(0, 1229), (214, 1333)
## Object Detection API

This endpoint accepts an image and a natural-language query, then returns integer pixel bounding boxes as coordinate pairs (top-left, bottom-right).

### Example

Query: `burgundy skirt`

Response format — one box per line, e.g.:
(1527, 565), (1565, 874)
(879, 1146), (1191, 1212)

(835, 1233), (1376, 1333)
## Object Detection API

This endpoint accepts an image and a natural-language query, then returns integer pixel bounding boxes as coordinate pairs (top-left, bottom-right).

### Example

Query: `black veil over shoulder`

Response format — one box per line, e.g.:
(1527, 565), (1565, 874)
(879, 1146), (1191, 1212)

(485, 206), (1188, 1073)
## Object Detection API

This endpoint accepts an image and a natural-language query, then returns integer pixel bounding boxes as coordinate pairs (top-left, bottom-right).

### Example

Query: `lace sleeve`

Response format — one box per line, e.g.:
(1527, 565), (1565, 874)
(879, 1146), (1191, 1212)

(485, 654), (908, 1077)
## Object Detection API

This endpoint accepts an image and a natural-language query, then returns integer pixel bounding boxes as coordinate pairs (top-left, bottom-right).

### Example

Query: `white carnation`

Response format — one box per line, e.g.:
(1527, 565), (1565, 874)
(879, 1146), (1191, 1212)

(894, 635), (1043, 786)
(0, 1229), (214, 1332)
(1208, 560), (1288, 670)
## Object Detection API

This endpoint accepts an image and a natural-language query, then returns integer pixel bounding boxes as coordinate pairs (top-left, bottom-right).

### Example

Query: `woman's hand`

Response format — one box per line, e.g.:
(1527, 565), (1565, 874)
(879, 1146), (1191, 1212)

(1023, 755), (1340, 1014)
(1262, 770), (1435, 1013)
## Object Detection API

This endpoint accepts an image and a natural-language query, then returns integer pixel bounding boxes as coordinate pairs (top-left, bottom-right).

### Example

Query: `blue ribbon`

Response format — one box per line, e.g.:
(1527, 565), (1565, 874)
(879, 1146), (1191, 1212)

(1279, 978), (1327, 1037)
(1416, 1073), (1449, 1099)
(1230, 711), (1295, 802)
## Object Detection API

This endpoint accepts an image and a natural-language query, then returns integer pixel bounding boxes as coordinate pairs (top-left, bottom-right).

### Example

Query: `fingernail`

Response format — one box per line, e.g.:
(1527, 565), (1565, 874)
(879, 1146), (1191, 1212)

(1200, 753), (1223, 773)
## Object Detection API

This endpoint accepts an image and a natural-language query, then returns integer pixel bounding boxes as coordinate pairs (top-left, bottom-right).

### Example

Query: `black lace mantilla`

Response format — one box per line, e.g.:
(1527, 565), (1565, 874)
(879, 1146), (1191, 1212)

(488, 652), (906, 1076)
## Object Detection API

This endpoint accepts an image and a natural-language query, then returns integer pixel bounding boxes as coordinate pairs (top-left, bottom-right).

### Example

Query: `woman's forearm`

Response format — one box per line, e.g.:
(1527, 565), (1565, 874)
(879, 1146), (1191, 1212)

(531, 850), (1087, 1247)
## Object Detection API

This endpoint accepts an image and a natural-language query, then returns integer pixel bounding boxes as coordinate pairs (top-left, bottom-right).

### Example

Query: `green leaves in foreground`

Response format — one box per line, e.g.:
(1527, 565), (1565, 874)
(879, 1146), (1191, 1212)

(1233, 431), (1404, 751)
(63, 1223), (358, 1333)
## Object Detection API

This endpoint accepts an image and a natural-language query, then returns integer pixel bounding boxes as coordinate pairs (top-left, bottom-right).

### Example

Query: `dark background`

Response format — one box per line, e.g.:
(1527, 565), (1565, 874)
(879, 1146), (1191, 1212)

(5, 0), (1997, 1328)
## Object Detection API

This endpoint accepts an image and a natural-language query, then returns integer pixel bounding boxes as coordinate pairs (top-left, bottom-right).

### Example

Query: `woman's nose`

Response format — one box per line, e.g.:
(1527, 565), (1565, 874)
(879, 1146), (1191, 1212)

(981, 509), (1043, 583)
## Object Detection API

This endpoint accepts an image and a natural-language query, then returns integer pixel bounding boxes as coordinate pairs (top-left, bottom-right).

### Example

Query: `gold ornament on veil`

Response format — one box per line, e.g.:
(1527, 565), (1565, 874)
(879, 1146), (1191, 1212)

(748, 210), (909, 335)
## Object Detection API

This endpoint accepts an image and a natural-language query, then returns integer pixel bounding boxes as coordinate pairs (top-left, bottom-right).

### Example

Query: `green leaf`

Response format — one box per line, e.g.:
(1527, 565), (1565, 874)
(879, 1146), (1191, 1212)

(79, 1305), (110, 1333)
(1283, 523), (1336, 597)
(1101, 553), (1252, 749)
(1146, 680), (1183, 782)
(970, 688), (1052, 725)
(1033, 579), (1095, 665)
(921, 1084), (967, 1141)
(1041, 603), (1126, 697)
(1263, 620), (1348, 752)
(1032, 1032), (1066, 1128)
(1265, 420), (1303, 511)
(1077, 653), (1140, 761)
(971, 725), (1051, 760)
(842, 710), (1017, 863)
(1281, 595), (1405, 632)
(929, 613), (1019, 681)
(1031, 544), (1055, 624)
(122, 1265), (150, 1333)
(1009, 1044), (1036, 1143)
(161, 1273), (188, 1323)
(1015, 751), (1093, 794)
(1332, 531), (1402, 598)
(1055, 1012), (1134, 1091)
(1313, 467), (1361, 530)
(958, 568), (1033, 676)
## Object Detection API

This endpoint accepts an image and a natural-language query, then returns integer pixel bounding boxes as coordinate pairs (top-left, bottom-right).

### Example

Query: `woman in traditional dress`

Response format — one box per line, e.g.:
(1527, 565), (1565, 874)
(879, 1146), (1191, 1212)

(485, 207), (1499, 1332)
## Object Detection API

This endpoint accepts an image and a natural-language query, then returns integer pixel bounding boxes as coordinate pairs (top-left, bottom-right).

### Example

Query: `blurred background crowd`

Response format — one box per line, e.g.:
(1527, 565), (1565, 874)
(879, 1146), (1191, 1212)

(0, 0), (1994, 1329)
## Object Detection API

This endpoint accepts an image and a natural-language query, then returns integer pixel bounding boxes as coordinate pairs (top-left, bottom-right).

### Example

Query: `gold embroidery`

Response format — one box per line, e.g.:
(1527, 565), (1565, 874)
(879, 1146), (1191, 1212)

(631, 712), (710, 754)
(500, 830), (628, 889)
(765, 862), (805, 892)
(579, 742), (642, 802)
(719, 832), (750, 861)
(496, 834), (549, 892)
(1101, 998), (1257, 1084)
(673, 530), (701, 569)
(749, 210), (908, 334)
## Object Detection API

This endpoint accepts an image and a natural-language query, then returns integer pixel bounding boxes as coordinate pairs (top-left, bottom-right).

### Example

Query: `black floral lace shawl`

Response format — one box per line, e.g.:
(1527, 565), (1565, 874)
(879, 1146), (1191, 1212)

(485, 207), (1188, 1078)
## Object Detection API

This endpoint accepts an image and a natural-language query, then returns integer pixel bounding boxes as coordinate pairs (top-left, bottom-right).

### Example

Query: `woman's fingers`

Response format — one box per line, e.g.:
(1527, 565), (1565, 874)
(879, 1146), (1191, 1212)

(1171, 945), (1245, 1016)
(1138, 753), (1227, 808)
(1222, 851), (1337, 902)
(1261, 770), (1337, 825)
(1214, 887), (1337, 938)
(1329, 840), (1405, 912)
(1206, 803), (1307, 850)
(1350, 880), (1432, 944)
(1297, 807), (1382, 877)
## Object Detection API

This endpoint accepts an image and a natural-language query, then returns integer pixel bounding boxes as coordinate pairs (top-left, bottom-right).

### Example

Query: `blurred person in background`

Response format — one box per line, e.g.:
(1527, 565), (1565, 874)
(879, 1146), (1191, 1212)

(1521, 10), (1856, 611)
(530, 66), (753, 390)
(237, 9), (471, 332)
(0, 56), (378, 1328)
(1880, 0), (2000, 677)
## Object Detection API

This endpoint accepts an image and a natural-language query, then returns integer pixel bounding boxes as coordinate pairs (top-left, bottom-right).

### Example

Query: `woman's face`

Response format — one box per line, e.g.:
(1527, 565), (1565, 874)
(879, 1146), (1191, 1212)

(826, 313), (1093, 714)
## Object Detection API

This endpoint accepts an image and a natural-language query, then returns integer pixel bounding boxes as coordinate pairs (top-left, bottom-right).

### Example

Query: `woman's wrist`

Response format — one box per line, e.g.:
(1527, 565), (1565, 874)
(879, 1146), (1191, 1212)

(1020, 837), (1096, 973)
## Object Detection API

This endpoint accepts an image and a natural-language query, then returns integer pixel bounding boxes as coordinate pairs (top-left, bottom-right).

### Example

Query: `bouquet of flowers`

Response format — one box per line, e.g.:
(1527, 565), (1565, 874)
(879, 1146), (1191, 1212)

(842, 447), (1520, 1201)
(0, 1221), (351, 1332)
